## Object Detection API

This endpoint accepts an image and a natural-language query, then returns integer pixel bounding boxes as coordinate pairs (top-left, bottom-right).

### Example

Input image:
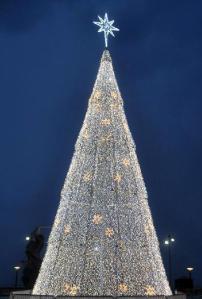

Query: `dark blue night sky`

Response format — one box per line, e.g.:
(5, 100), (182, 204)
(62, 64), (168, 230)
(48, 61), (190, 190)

(0, 0), (202, 288)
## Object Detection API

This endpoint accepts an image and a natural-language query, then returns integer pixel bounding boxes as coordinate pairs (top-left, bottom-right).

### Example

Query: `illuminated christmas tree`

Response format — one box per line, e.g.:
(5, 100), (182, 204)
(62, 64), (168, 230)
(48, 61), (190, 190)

(33, 14), (171, 297)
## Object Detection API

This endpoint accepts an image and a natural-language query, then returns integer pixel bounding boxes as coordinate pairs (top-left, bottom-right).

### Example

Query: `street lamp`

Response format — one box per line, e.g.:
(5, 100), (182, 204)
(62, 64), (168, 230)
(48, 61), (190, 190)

(14, 266), (21, 288)
(187, 267), (194, 280)
(164, 234), (175, 292)
(25, 236), (30, 241)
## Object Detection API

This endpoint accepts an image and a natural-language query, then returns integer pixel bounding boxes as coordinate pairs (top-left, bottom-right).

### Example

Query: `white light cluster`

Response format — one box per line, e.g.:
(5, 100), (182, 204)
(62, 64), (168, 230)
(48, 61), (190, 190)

(93, 13), (119, 48)
(33, 50), (171, 296)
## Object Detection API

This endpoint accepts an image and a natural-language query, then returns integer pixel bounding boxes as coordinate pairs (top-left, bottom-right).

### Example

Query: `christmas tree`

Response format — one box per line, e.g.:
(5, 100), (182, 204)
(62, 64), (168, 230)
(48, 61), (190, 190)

(32, 48), (171, 296)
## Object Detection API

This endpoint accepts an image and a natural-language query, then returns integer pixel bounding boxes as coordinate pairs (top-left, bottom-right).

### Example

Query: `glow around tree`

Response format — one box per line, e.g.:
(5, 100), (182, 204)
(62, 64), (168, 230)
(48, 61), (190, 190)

(33, 50), (171, 296)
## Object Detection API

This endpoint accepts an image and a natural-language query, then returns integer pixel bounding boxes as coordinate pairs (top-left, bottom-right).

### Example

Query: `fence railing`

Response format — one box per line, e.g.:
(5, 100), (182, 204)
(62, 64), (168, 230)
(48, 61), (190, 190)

(9, 292), (186, 299)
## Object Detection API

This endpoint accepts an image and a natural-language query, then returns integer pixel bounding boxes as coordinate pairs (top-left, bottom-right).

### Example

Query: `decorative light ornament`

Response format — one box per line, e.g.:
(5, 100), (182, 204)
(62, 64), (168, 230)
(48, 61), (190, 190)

(100, 119), (111, 126)
(118, 282), (128, 293)
(83, 172), (93, 182)
(105, 227), (114, 237)
(100, 133), (112, 143)
(64, 283), (79, 296)
(145, 285), (156, 296)
(111, 91), (118, 99)
(93, 90), (101, 102)
(64, 224), (71, 235)
(92, 213), (103, 225)
(114, 173), (122, 183)
(64, 283), (71, 293)
(110, 102), (119, 110)
(122, 158), (130, 167)
(93, 13), (119, 47)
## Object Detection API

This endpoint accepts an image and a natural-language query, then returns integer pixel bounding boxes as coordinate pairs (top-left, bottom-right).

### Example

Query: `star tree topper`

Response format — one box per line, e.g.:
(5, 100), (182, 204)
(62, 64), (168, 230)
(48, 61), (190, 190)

(93, 13), (119, 47)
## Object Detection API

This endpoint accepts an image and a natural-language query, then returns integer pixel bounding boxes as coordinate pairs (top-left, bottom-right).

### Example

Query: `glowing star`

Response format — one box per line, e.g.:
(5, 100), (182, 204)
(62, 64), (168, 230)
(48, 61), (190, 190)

(93, 13), (119, 47)
(93, 90), (101, 101)
(122, 158), (130, 167)
(83, 172), (93, 182)
(64, 224), (71, 235)
(100, 133), (112, 143)
(105, 227), (114, 237)
(100, 119), (111, 125)
(92, 213), (103, 224)
(114, 173), (122, 183)
(145, 285), (156, 296)
(70, 285), (79, 296)
(64, 283), (71, 293)
(118, 282), (128, 293)
(64, 283), (79, 296)
(111, 91), (118, 99)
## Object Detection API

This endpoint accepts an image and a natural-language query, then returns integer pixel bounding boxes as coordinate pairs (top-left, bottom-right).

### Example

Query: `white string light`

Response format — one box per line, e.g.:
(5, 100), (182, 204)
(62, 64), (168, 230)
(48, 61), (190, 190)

(33, 50), (171, 296)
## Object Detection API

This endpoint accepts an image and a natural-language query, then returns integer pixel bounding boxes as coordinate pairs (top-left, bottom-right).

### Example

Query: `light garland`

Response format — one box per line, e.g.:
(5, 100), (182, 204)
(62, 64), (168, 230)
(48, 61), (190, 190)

(33, 50), (171, 296)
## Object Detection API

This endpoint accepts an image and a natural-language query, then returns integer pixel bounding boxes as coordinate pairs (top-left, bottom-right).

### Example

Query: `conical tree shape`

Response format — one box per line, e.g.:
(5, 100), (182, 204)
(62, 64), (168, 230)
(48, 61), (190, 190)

(33, 50), (171, 296)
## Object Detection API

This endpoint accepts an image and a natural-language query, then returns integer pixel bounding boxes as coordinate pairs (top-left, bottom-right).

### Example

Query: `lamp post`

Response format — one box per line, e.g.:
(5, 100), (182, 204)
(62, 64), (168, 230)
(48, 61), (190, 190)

(187, 267), (194, 280)
(164, 234), (175, 291)
(14, 266), (21, 288)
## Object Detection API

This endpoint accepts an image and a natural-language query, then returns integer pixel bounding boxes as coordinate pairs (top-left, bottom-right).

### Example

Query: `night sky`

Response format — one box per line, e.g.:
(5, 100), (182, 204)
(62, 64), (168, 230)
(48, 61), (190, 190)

(0, 0), (202, 288)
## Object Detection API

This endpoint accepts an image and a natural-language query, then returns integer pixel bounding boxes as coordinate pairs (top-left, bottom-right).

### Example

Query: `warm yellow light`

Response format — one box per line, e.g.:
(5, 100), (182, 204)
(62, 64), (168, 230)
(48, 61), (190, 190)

(64, 283), (79, 296)
(93, 90), (101, 100)
(118, 282), (128, 293)
(64, 225), (71, 235)
(92, 213), (103, 225)
(83, 172), (93, 182)
(187, 267), (194, 272)
(145, 285), (156, 296)
(100, 118), (111, 125)
(114, 173), (122, 183)
(110, 103), (119, 110)
(122, 158), (130, 167)
(105, 227), (114, 237)
(100, 133), (112, 143)
(111, 91), (118, 99)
